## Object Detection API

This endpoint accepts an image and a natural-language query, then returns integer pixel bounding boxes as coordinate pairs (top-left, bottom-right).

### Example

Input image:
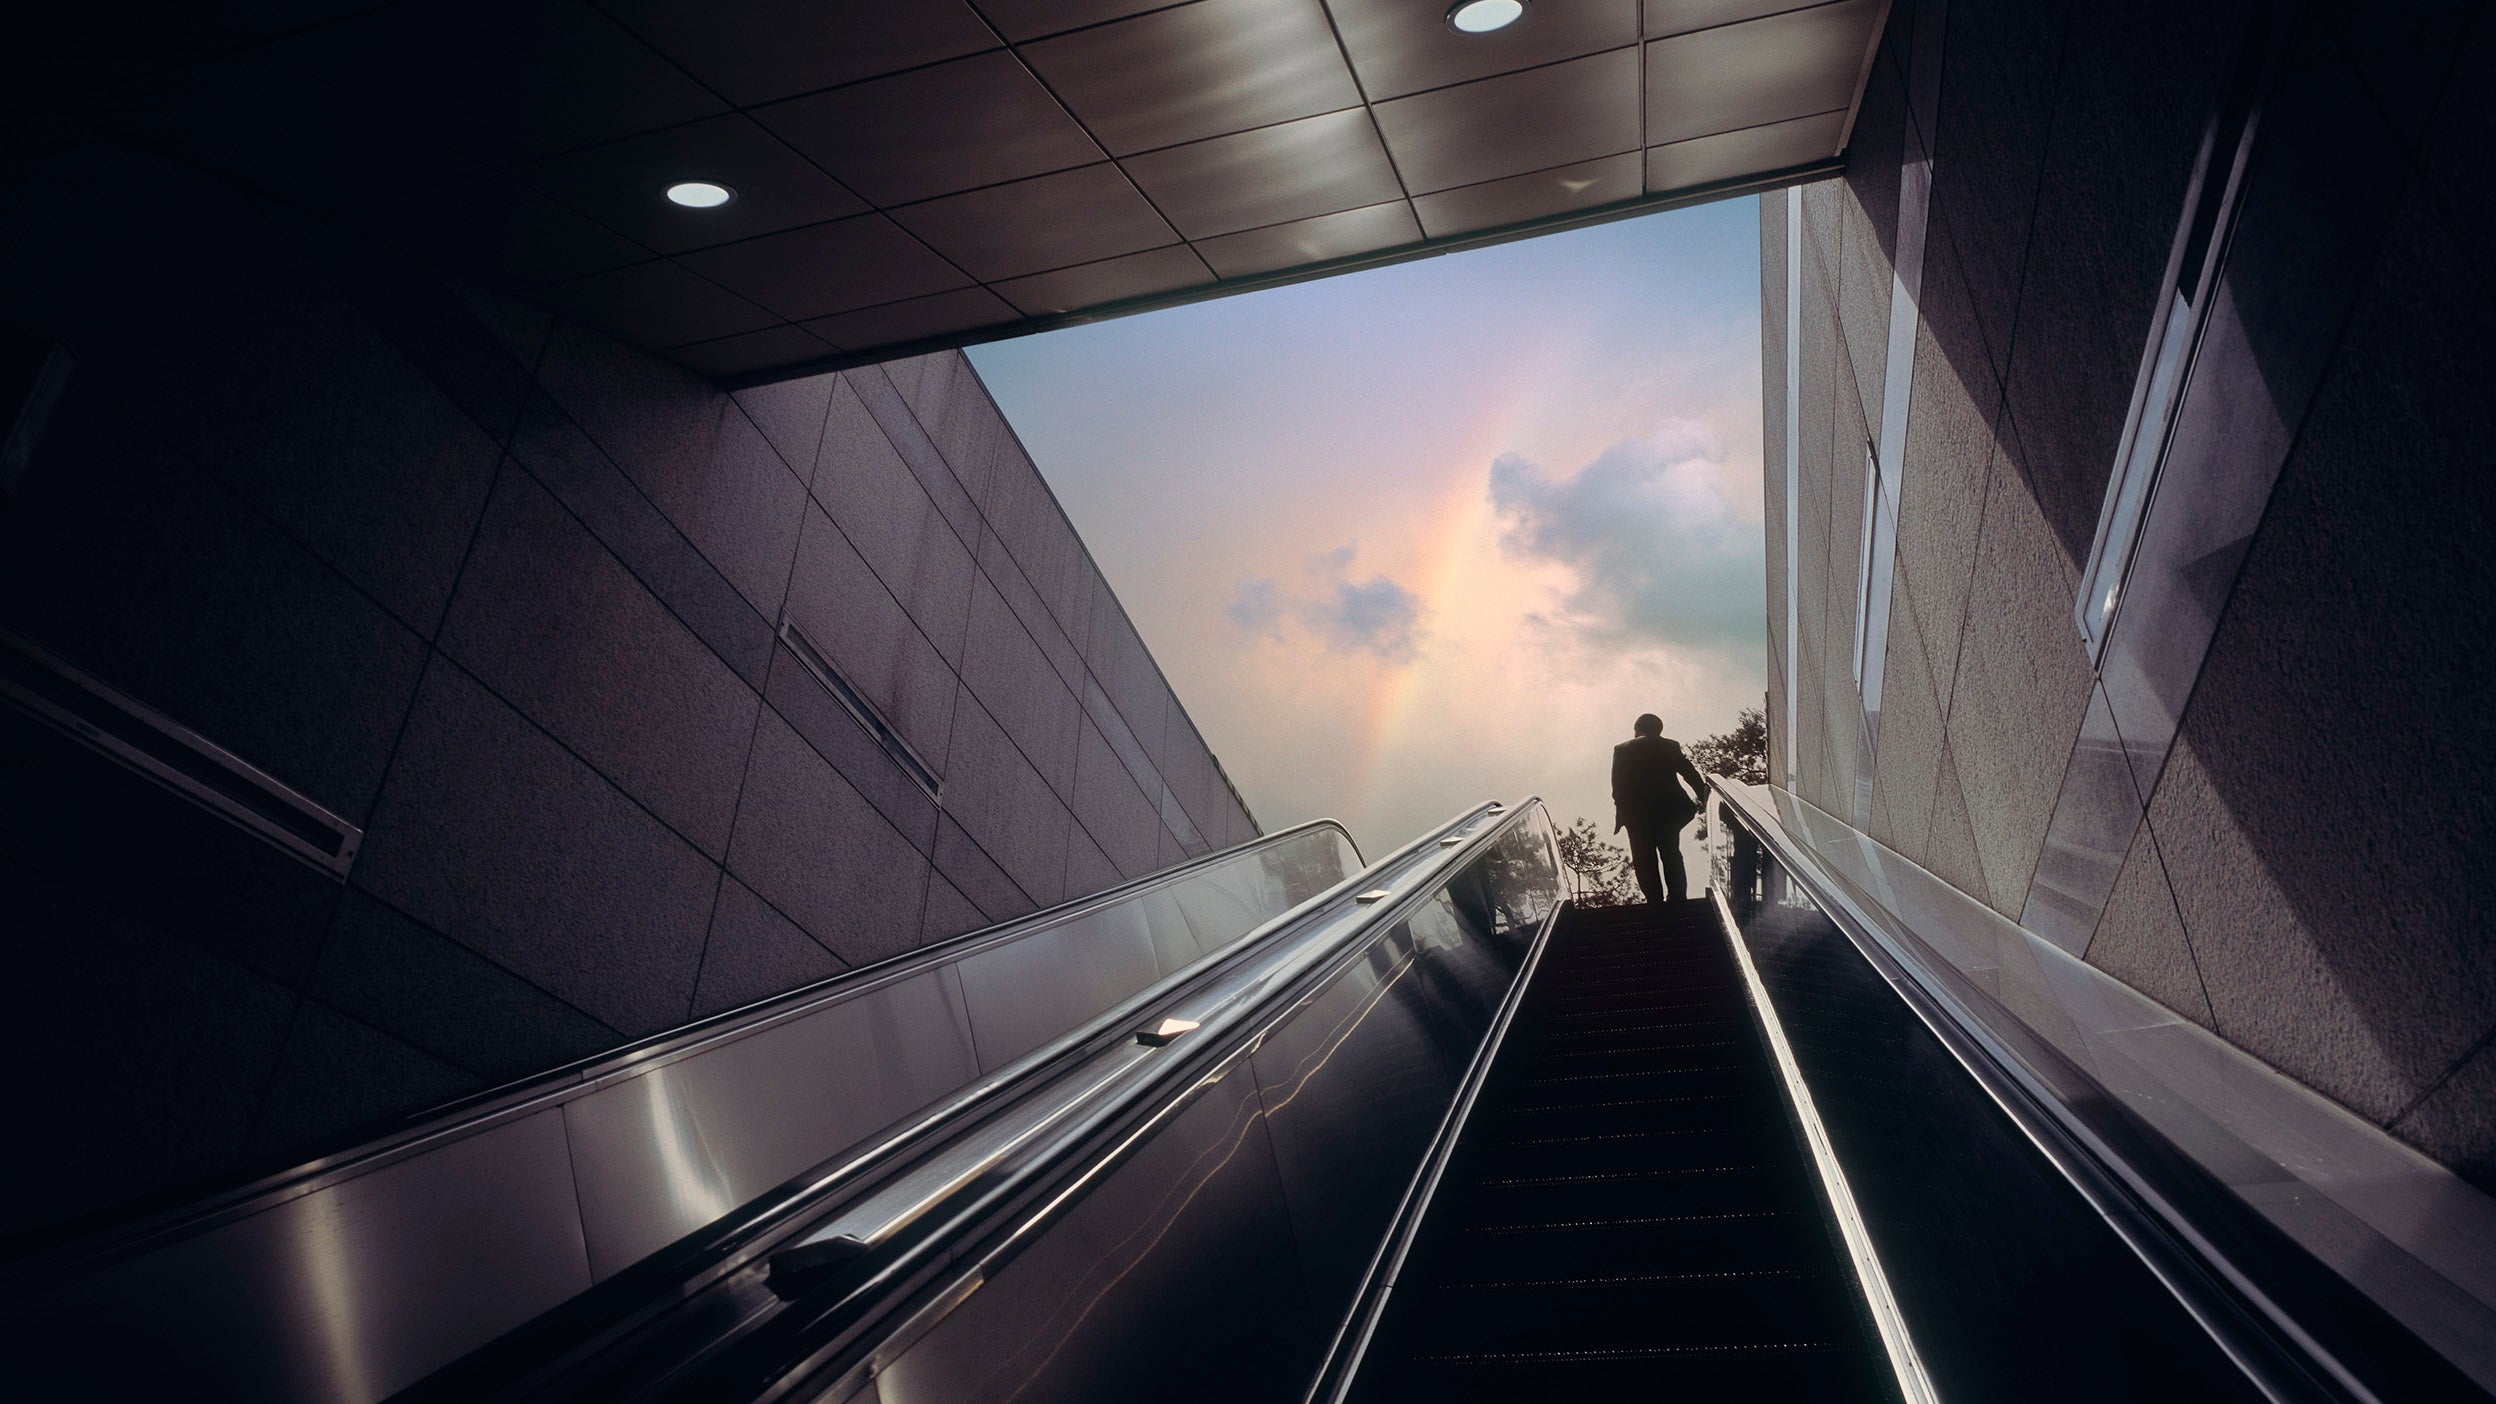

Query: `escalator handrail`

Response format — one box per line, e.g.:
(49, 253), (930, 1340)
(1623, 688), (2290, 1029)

(525, 799), (1557, 1404)
(408, 801), (1532, 1401)
(11, 815), (1366, 1282)
(1708, 777), (2367, 1403)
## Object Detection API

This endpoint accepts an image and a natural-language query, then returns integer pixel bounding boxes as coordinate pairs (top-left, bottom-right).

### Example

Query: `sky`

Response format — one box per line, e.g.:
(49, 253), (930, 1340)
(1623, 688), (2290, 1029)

(969, 196), (1765, 888)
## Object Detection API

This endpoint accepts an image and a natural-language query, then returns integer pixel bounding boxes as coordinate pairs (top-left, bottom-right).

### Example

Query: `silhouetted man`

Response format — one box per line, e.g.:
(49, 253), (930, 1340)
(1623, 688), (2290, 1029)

(1613, 713), (1707, 905)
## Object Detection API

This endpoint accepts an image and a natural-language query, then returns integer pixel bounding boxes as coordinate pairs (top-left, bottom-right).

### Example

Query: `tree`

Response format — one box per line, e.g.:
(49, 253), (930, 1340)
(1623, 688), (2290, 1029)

(1689, 706), (1768, 786)
(1555, 817), (1640, 908)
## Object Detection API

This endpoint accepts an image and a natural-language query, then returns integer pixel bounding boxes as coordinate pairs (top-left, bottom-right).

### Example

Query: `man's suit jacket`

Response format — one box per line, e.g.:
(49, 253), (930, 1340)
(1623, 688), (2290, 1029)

(1612, 735), (1706, 833)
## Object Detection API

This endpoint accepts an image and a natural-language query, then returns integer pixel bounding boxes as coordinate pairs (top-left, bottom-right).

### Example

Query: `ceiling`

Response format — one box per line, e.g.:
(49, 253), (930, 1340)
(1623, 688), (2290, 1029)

(135, 0), (1883, 382)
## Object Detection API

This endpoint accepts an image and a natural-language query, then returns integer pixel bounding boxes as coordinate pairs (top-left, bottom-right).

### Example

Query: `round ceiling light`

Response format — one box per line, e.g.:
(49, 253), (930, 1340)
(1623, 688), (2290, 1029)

(664, 180), (735, 209)
(1447, 0), (1525, 33)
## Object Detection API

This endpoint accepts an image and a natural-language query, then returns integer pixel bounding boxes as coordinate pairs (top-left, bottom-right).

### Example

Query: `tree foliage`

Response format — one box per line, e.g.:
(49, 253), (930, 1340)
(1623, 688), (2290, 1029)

(1556, 817), (1640, 908)
(1689, 706), (1769, 786)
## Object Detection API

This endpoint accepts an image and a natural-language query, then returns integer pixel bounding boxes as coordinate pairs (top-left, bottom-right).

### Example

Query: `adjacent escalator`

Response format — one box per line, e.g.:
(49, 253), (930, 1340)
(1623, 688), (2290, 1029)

(1343, 897), (1896, 1402)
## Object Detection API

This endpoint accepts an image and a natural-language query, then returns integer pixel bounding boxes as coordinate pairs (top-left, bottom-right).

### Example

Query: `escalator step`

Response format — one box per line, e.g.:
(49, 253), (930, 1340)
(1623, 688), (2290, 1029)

(1388, 1268), (1866, 1356)
(1346, 901), (1894, 1402)
(1378, 1345), (1879, 1403)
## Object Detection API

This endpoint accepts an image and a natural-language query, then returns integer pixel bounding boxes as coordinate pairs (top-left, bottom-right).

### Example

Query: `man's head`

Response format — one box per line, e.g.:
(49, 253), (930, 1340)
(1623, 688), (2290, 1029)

(1633, 713), (1663, 737)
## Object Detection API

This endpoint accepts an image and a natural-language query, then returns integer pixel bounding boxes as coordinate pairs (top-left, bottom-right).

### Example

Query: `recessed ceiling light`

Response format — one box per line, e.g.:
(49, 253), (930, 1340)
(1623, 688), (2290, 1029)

(664, 180), (735, 209)
(1447, 0), (1525, 33)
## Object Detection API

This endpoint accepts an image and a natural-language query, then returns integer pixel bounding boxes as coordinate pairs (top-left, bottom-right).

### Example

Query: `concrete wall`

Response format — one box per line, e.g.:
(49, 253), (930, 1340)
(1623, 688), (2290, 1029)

(0, 145), (1255, 1243)
(1765, 0), (2494, 1188)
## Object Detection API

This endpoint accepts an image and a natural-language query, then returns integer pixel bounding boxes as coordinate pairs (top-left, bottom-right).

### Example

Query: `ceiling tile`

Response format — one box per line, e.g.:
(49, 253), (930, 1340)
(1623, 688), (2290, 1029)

(1121, 108), (1402, 240)
(992, 245), (1213, 316)
(1411, 152), (1643, 238)
(1022, 0), (1362, 155)
(971, 0), (1173, 43)
(1329, 0), (1639, 100)
(599, 0), (1002, 107)
(1643, 0), (1825, 40)
(1191, 201), (1421, 279)
(802, 288), (1022, 351)
(1373, 47), (1640, 193)
(677, 215), (971, 320)
(756, 52), (1103, 206)
(890, 165), (1178, 280)
(666, 324), (837, 376)
(516, 116), (865, 254)
(1645, 108), (1845, 191)
(532, 260), (781, 345)
(348, 172), (652, 288)
(427, 0), (728, 164)
(1645, 0), (1881, 146)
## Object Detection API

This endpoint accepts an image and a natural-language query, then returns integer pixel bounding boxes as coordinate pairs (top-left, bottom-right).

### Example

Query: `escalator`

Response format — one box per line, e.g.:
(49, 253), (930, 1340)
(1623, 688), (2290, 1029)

(1341, 898), (1896, 1400)
(12, 790), (2492, 1402)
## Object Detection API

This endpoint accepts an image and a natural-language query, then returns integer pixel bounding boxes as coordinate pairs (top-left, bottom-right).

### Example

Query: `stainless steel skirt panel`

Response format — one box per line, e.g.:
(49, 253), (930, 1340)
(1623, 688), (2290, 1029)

(18, 824), (1365, 1404)
(852, 808), (1565, 1404)
(953, 833), (1358, 1071)
(562, 965), (980, 1278)
(1249, 923), (1456, 1312)
(37, 1108), (590, 1403)
(873, 1070), (1320, 1404)
(1412, 813), (1556, 1063)
(955, 903), (1169, 1070)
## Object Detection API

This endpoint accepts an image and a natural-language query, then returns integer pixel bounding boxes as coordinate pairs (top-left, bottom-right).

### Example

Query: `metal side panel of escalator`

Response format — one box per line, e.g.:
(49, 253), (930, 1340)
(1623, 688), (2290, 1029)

(478, 774), (2489, 1403)
(409, 799), (1571, 1404)
(409, 773), (2496, 1404)
(0, 816), (1383, 1403)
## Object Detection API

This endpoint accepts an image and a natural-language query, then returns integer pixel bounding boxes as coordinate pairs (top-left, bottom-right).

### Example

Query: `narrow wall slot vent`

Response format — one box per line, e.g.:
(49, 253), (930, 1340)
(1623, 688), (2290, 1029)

(0, 629), (362, 878)
(778, 618), (942, 801)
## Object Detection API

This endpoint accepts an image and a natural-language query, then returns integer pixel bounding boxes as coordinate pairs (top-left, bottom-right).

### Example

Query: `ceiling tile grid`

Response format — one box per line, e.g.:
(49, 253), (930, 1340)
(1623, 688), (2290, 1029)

(144, 0), (1883, 377)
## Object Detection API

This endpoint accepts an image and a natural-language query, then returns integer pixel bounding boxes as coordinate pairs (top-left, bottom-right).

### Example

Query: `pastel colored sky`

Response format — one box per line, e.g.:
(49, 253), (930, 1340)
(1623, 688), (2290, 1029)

(970, 197), (1764, 883)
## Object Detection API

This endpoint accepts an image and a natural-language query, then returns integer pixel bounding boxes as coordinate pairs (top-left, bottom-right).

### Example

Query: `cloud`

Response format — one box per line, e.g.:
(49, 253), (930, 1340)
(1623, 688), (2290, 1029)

(1226, 543), (1426, 663)
(1313, 574), (1424, 663)
(1227, 578), (1284, 636)
(1488, 420), (1764, 652)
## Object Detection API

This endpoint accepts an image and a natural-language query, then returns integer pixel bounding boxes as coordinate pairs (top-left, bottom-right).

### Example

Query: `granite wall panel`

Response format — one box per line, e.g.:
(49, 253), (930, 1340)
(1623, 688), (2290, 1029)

(1997, 0), (2250, 568)
(1773, 0), (2496, 1187)
(0, 391), (431, 825)
(960, 574), (1082, 795)
(437, 469), (760, 859)
(1761, 188), (1791, 789)
(0, 145), (1254, 1232)
(356, 662), (720, 1036)
(725, 708), (931, 966)
(782, 500), (962, 768)
(1941, 419), (2091, 916)
(312, 888), (622, 1081)
(692, 875), (847, 1018)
